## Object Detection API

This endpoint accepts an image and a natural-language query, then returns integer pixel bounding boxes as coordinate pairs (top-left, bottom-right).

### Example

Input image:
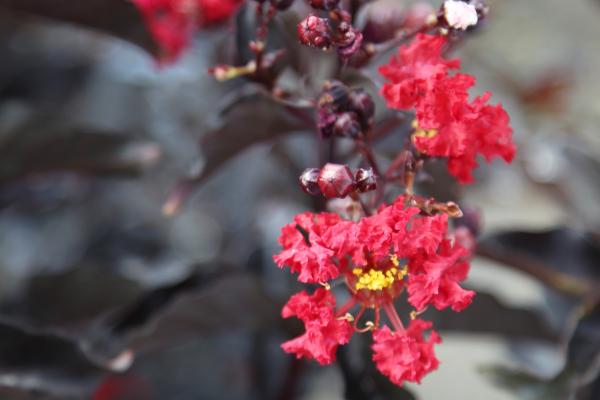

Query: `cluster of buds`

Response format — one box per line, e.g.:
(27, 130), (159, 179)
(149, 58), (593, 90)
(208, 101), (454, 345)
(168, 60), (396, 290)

(316, 81), (374, 139)
(297, 11), (363, 60)
(300, 164), (377, 198)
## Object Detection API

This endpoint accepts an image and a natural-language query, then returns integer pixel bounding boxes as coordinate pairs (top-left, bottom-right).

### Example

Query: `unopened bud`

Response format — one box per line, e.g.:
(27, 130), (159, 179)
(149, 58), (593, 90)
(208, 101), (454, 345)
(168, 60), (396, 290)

(299, 168), (321, 195)
(355, 168), (377, 192)
(298, 15), (332, 49)
(318, 163), (356, 198)
(333, 112), (362, 138)
(334, 22), (363, 60)
(349, 89), (375, 130)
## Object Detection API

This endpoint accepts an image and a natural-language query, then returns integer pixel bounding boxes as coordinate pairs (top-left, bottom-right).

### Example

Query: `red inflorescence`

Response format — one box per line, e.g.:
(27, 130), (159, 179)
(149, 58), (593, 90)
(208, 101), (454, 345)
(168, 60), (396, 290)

(133, 0), (244, 62)
(379, 33), (516, 183)
(372, 320), (441, 386)
(274, 195), (474, 386)
(281, 289), (353, 364)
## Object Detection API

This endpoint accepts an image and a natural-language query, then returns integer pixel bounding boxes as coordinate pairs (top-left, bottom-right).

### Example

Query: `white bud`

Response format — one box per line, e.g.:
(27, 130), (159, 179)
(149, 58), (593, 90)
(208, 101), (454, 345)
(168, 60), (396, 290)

(443, 0), (479, 30)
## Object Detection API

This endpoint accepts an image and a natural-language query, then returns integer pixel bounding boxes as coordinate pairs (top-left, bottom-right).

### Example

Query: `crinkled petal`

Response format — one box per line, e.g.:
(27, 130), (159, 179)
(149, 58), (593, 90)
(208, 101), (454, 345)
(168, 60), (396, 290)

(281, 289), (353, 365)
(372, 320), (441, 386)
(407, 240), (475, 311)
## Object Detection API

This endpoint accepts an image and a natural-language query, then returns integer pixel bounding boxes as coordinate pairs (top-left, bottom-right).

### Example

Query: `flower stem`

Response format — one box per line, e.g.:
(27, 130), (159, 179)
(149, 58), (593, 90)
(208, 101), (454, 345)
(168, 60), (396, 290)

(383, 302), (404, 332)
(336, 297), (357, 317)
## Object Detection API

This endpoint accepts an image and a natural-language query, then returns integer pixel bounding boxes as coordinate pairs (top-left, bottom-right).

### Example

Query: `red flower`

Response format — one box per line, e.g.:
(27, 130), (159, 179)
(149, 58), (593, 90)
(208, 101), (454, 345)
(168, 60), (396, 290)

(273, 212), (345, 283)
(379, 34), (516, 183)
(133, 0), (195, 62)
(275, 196), (473, 386)
(281, 289), (353, 365)
(379, 34), (460, 110)
(133, 0), (243, 62)
(372, 320), (441, 386)
(413, 75), (516, 183)
(408, 239), (475, 312)
(197, 0), (244, 26)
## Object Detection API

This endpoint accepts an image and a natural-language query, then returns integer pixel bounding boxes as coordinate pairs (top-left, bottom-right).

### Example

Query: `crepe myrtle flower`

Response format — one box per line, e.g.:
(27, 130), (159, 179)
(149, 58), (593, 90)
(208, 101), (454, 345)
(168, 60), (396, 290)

(273, 195), (474, 386)
(379, 33), (515, 183)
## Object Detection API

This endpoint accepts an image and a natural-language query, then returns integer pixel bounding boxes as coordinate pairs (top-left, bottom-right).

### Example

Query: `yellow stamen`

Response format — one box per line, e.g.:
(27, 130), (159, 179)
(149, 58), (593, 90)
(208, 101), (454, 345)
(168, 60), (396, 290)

(412, 120), (438, 139)
(354, 268), (401, 291)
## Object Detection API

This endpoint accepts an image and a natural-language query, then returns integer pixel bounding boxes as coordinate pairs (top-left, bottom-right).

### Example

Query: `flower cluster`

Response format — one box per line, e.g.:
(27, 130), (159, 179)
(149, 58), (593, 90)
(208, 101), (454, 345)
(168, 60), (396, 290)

(133, 0), (244, 61)
(380, 33), (516, 183)
(274, 196), (474, 386)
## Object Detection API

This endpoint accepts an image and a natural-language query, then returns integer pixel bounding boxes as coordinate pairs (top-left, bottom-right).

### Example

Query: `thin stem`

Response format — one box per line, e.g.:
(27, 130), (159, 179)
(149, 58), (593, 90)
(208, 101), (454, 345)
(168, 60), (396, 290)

(336, 297), (357, 318)
(356, 140), (382, 177)
(383, 302), (404, 332)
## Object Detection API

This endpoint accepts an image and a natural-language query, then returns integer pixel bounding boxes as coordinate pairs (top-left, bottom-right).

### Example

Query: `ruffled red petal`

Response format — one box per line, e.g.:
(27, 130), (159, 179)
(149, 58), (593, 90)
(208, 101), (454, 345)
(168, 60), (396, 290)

(407, 240), (475, 311)
(281, 289), (353, 365)
(372, 319), (441, 386)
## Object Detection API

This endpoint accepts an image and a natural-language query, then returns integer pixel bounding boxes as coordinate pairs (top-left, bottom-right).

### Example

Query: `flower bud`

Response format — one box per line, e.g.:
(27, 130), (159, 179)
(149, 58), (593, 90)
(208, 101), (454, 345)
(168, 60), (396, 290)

(334, 22), (363, 60)
(349, 89), (375, 130)
(299, 168), (321, 195)
(298, 15), (332, 49)
(319, 80), (351, 111)
(318, 163), (356, 198)
(355, 168), (377, 192)
(308, 0), (340, 10)
(333, 112), (362, 138)
(317, 81), (351, 138)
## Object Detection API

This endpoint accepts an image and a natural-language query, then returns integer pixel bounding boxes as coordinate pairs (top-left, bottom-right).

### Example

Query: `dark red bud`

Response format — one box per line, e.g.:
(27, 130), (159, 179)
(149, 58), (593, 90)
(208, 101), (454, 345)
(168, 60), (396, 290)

(333, 112), (362, 138)
(308, 0), (340, 10)
(355, 168), (377, 192)
(349, 89), (375, 129)
(299, 168), (321, 195)
(334, 22), (363, 60)
(318, 163), (356, 198)
(320, 80), (350, 109)
(298, 15), (332, 49)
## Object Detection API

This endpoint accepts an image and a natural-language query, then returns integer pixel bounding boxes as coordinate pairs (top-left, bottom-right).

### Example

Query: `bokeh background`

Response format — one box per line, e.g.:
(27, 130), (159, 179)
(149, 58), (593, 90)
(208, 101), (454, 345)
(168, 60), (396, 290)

(0, 0), (598, 399)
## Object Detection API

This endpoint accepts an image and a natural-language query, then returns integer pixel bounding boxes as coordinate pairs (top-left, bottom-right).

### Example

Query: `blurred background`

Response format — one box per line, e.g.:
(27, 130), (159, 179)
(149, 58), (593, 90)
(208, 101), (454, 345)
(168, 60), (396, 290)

(0, 0), (598, 399)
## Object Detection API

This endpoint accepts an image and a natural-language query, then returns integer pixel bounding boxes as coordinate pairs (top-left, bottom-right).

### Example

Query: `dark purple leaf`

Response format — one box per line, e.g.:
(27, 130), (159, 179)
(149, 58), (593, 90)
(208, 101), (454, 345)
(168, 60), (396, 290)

(163, 91), (310, 215)
(0, 0), (157, 55)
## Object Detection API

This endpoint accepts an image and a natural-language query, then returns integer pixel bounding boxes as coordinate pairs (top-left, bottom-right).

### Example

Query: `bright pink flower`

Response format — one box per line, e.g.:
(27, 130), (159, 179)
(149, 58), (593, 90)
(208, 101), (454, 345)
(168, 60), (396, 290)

(133, 0), (244, 62)
(408, 240), (475, 312)
(379, 34), (516, 183)
(372, 320), (441, 386)
(275, 196), (473, 386)
(281, 289), (353, 365)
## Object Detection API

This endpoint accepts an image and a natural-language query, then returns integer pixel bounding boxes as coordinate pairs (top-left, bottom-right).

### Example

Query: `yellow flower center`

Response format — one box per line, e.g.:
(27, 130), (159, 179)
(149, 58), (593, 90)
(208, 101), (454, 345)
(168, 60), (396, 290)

(411, 120), (438, 139)
(352, 259), (408, 291)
